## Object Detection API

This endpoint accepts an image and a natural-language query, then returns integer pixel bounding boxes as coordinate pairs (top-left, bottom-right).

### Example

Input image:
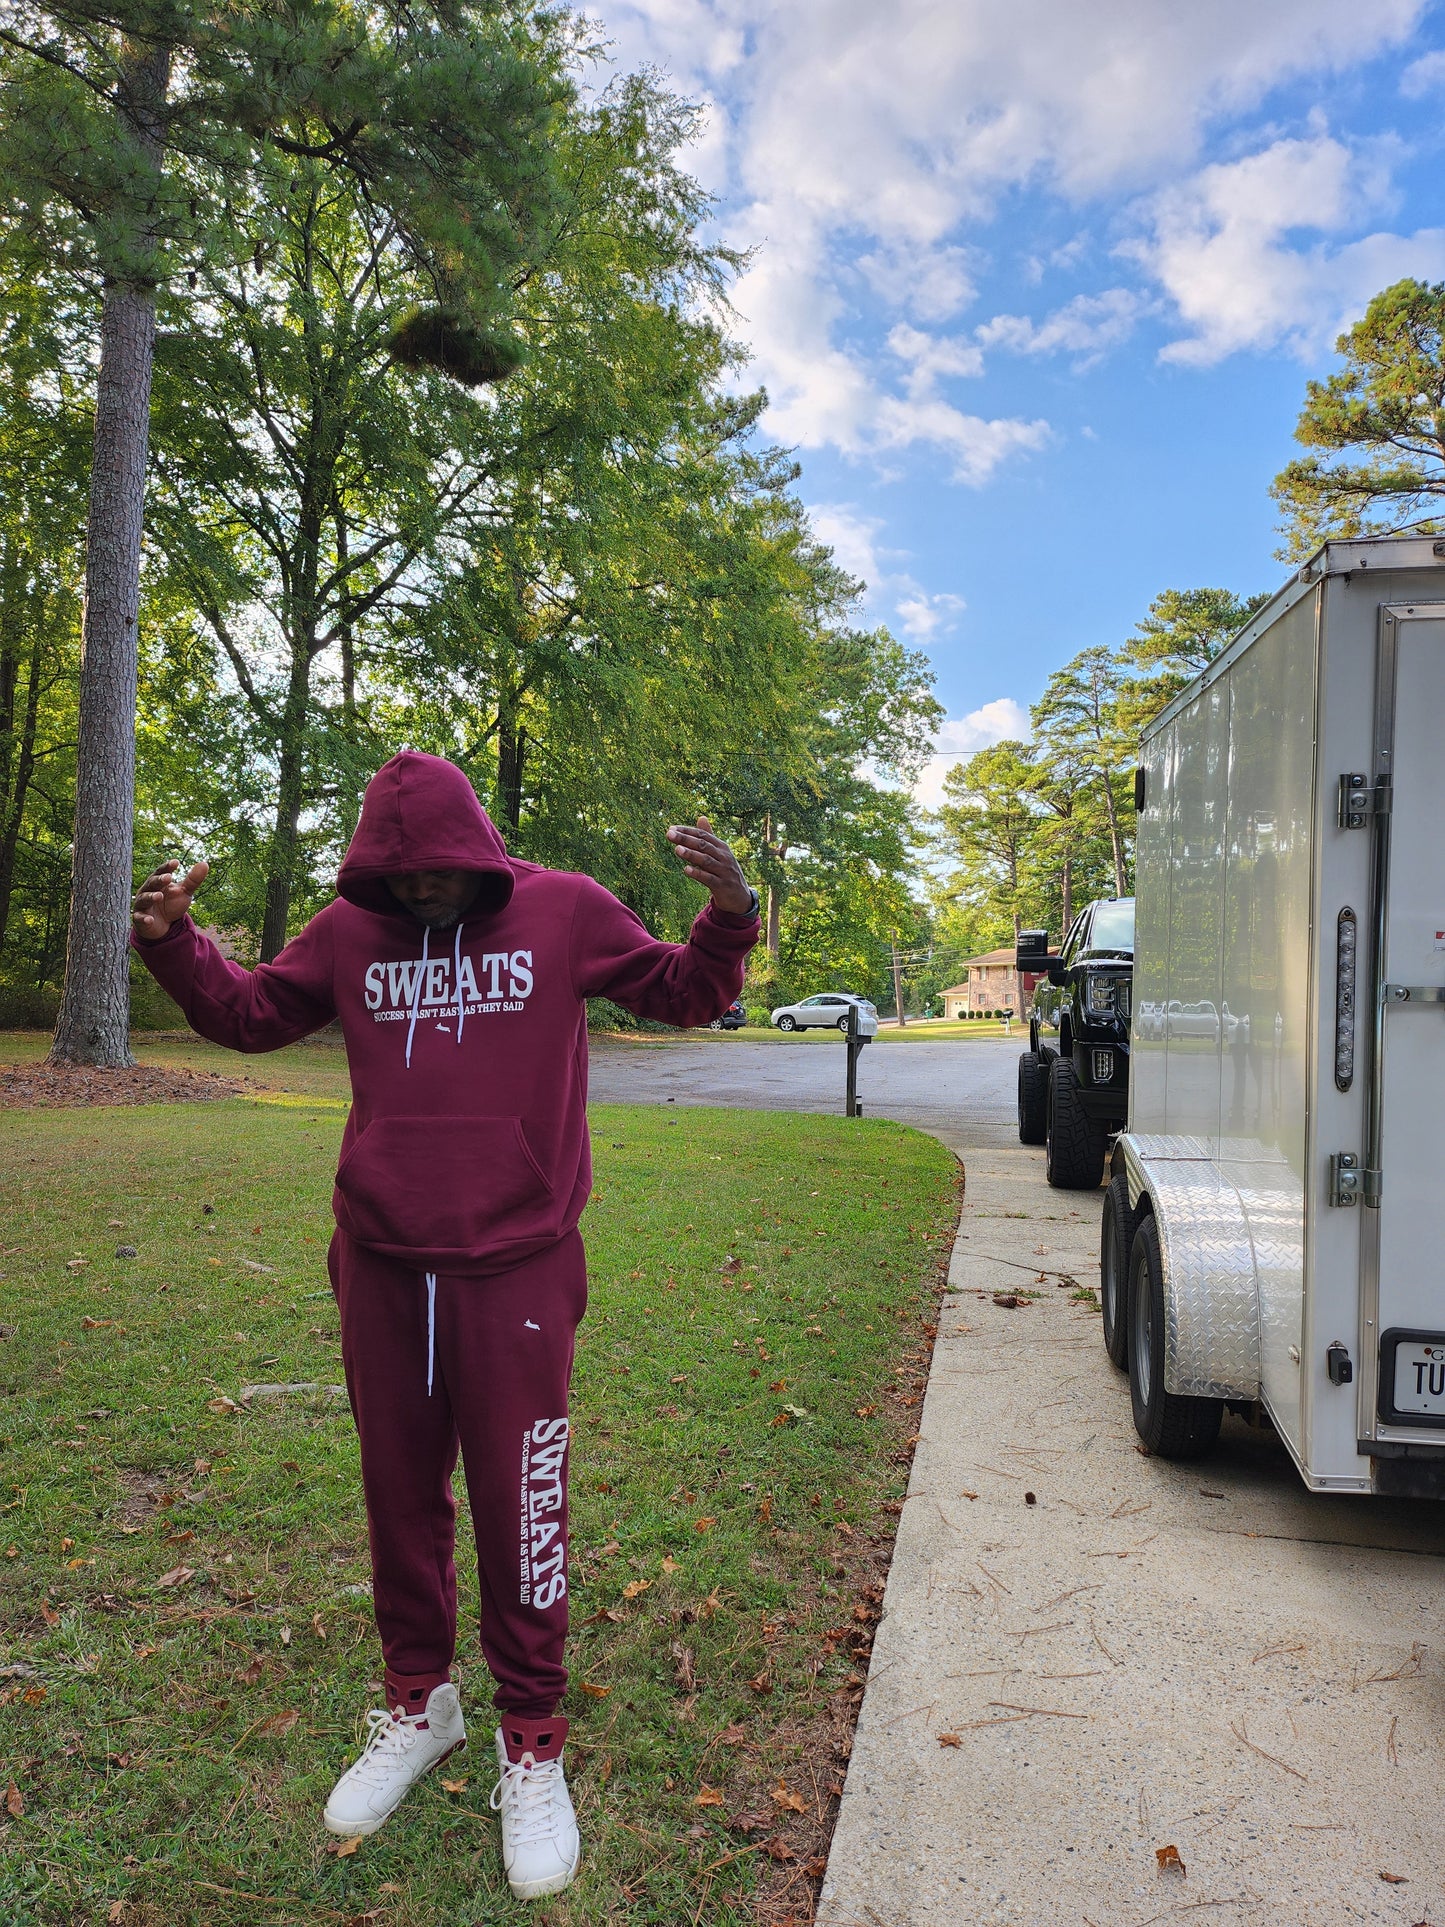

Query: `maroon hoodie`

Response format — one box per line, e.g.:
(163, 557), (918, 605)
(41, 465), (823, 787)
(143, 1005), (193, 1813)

(133, 753), (758, 1274)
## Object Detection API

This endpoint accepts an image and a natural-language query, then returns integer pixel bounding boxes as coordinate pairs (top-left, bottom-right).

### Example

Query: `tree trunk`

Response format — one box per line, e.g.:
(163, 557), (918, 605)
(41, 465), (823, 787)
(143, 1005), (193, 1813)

(497, 714), (526, 839)
(1101, 773), (1126, 897)
(765, 884), (781, 958)
(1061, 856), (1073, 935)
(259, 660), (314, 961)
(49, 42), (170, 1067)
(0, 631), (44, 950)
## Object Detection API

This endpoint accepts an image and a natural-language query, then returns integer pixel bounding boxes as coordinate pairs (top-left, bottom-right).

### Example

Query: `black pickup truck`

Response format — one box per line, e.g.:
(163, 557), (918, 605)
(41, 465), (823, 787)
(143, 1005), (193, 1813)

(1016, 896), (1134, 1189)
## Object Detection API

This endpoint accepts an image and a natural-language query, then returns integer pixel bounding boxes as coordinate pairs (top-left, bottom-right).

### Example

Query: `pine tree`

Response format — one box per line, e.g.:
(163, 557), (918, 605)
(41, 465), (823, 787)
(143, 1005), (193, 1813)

(0, 2), (570, 1061)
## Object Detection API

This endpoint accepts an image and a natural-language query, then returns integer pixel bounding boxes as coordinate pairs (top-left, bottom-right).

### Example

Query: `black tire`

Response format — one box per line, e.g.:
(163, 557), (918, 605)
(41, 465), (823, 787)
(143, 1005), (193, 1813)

(1045, 1057), (1106, 1190)
(1017, 1051), (1047, 1144)
(709, 1018), (724, 1030)
(1127, 1215), (1223, 1459)
(777, 1015), (796, 1032)
(1099, 1173), (1133, 1370)
(837, 1015), (850, 1032)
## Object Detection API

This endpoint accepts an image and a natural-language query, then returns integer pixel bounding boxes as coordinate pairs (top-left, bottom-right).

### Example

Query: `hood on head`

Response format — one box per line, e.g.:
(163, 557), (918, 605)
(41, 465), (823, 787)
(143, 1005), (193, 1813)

(337, 752), (515, 919)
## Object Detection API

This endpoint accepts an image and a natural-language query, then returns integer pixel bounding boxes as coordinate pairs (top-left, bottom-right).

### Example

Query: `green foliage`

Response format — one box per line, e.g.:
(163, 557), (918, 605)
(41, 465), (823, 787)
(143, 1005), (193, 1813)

(1271, 278), (1445, 560)
(0, 54), (931, 991)
(930, 584), (1264, 952)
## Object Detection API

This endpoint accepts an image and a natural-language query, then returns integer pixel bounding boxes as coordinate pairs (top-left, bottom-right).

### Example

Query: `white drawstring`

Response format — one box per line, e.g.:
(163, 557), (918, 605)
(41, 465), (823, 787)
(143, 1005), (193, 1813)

(454, 922), (465, 1049)
(425, 1272), (437, 1395)
(404, 924), (431, 1070)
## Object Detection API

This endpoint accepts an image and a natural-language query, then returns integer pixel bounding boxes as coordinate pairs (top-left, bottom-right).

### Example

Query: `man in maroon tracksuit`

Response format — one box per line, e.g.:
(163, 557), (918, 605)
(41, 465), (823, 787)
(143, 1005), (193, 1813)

(130, 751), (758, 1899)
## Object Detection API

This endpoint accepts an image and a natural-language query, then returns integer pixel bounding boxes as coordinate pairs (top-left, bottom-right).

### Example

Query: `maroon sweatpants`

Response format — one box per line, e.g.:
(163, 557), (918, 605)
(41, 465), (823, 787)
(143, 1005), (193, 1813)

(328, 1228), (587, 1720)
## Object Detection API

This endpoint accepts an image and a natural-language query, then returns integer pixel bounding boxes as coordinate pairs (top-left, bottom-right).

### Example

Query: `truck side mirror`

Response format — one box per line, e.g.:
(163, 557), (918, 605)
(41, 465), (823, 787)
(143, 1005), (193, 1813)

(1047, 959), (1068, 986)
(1016, 929), (1050, 971)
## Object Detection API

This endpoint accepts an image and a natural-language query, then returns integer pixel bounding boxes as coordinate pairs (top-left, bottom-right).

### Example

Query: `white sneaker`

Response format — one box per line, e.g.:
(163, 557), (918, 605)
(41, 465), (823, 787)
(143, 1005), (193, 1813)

(490, 1726), (581, 1899)
(322, 1684), (466, 1836)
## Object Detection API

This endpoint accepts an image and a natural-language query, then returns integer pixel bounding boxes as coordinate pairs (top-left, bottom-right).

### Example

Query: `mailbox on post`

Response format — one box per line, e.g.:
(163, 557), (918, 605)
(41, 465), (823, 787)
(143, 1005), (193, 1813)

(845, 999), (869, 1116)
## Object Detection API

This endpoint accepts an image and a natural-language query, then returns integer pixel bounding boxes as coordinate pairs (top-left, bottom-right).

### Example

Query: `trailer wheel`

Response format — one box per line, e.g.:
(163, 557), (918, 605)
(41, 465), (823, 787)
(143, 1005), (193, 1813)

(1045, 1058), (1105, 1189)
(1099, 1174), (1133, 1370)
(1017, 1052), (1047, 1144)
(1127, 1215), (1223, 1459)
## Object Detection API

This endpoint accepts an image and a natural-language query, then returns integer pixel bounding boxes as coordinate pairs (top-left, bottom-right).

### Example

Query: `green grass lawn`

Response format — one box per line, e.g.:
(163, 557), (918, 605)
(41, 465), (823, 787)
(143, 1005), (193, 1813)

(0, 1081), (958, 1927)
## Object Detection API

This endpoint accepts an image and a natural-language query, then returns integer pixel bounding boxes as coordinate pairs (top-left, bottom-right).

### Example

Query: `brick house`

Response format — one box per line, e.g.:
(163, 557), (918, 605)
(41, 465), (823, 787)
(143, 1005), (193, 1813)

(941, 948), (1042, 1018)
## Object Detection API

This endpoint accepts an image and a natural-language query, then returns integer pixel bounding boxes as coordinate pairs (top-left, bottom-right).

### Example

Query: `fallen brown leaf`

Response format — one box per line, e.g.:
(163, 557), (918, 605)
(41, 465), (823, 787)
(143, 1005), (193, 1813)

(328, 1835), (362, 1857)
(772, 1782), (806, 1813)
(441, 1777), (468, 1794)
(694, 1517), (716, 1533)
(578, 1682), (612, 1699)
(1379, 1871), (1409, 1884)
(1156, 1844), (1186, 1877)
(694, 1786), (725, 1807)
(621, 1578), (651, 1600)
(5, 1781), (21, 1818)
(938, 1732), (962, 1747)
(762, 1835), (795, 1862)
(257, 1709), (300, 1737)
(154, 1565), (195, 1590)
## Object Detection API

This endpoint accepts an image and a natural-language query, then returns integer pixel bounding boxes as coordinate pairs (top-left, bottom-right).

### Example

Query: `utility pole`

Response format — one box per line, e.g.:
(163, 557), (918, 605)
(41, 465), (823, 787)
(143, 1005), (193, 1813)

(891, 932), (906, 1029)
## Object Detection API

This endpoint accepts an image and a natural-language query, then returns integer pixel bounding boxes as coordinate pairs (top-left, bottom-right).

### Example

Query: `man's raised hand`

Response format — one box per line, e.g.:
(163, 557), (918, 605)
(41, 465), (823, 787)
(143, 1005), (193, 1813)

(666, 818), (754, 917)
(131, 859), (209, 942)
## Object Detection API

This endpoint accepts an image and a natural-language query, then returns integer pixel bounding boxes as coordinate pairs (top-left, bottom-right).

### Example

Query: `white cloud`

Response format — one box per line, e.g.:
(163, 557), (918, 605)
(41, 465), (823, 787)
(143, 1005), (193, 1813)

(1126, 133), (1445, 365)
(601, 0), (1428, 470)
(809, 502), (890, 589)
(1401, 48), (1445, 95)
(887, 323), (984, 393)
(976, 288), (1143, 362)
(913, 698), (1031, 805)
(896, 590), (966, 641)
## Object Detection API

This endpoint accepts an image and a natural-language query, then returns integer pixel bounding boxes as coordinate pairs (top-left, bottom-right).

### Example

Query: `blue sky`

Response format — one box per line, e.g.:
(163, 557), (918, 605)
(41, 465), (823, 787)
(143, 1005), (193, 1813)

(596, 0), (1445, 798)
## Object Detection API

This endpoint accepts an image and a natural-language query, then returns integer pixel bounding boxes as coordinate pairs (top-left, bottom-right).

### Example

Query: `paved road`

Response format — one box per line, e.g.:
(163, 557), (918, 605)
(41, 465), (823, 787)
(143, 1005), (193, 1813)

(588, 1035), (1018, 1147)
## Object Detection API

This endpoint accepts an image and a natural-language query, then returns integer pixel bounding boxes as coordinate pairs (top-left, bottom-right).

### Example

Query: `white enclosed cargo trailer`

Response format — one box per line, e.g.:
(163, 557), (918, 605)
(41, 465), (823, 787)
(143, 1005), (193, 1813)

(1105, 533), (1445, 1497)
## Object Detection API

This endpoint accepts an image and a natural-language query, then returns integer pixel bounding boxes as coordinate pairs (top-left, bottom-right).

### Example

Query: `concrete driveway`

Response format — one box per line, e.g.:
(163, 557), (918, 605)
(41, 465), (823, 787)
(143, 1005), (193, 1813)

(592, 1034), (1445, 1926)
(819, 1146), (1445, 1927)
(588, 1034), (1018, 1148)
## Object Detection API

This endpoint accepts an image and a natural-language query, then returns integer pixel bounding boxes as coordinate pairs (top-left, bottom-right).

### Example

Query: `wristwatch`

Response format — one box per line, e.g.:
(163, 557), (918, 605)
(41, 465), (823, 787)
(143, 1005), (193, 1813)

(723, 886), (760, 920)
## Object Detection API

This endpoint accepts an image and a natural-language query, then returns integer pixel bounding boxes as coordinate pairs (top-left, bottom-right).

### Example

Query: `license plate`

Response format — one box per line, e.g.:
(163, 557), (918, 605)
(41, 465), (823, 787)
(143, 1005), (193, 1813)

(1392, 1339), (1445, 1417)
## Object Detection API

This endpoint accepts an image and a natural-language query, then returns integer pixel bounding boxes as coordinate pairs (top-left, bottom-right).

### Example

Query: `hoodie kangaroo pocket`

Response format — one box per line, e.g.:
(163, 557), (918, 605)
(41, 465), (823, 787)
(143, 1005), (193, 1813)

(335, 1115), (553, 1255)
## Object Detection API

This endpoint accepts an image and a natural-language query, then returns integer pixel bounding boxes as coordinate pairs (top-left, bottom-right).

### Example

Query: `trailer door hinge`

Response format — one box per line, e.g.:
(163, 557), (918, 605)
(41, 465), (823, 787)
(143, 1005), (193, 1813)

(1338, 773), (1390, 828)
(1329, 1151), (1361, 1206)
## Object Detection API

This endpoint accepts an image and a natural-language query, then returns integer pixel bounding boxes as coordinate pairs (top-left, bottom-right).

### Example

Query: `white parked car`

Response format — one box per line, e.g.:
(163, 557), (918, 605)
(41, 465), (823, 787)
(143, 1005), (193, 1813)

(770, 993), (879, 1035)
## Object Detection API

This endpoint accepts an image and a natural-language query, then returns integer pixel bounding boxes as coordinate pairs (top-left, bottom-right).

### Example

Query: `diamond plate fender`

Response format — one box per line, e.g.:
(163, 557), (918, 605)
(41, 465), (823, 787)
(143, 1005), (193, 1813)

(1118, 1134), (1262, 1400)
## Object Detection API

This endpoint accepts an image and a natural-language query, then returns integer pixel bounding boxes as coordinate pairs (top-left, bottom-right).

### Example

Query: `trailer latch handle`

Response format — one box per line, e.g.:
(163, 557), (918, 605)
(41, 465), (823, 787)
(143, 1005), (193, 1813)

(1326, 1342), (1353, 1387)
(1384, 984), (1445, 1004)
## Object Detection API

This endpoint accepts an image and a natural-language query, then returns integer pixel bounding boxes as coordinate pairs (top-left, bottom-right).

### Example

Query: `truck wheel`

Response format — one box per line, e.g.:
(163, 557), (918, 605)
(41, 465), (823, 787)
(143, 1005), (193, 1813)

(1017, 1052), (1047, 1144)
(1127, 1215), (1223, 1458)
(1099, 1173), (1133, 1370)
(1045, 1058), (1105, 1189)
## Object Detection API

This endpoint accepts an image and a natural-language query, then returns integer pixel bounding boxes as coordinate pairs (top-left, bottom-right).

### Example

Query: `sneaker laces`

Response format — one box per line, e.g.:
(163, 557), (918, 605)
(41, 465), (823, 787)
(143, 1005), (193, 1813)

(346, 1706), (426, 1788)
(491, 1752), (565, 1846)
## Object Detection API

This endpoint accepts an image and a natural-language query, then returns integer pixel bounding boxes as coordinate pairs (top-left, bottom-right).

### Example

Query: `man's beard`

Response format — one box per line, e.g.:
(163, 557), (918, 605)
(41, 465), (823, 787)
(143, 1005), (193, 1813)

(416, 906), (462, 930)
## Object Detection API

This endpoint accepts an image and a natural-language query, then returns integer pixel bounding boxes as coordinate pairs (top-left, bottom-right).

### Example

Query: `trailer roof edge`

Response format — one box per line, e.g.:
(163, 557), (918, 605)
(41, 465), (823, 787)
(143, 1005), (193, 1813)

(1139, 534), (1445, 742)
